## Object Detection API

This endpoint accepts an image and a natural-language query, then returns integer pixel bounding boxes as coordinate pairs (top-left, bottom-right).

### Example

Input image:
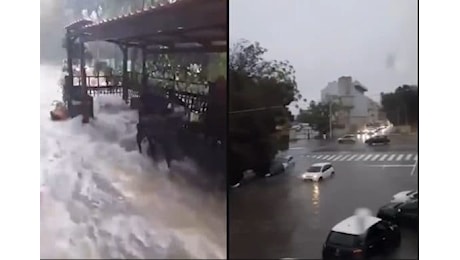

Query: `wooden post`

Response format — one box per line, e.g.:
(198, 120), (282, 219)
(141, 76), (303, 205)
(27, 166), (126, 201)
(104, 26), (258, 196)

(121, 45), (128, 103)
(65, 32), (74, 106)
(65, 32), (74, 84)
(80, 38), (89, 123)
(141, 47), (147, 94)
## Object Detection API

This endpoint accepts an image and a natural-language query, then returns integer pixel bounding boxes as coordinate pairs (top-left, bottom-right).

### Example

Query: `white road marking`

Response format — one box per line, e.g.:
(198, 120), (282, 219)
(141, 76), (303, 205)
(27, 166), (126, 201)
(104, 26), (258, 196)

(356, 154), (365, 161)
(328, 155), (338, 160)
(339, 155), (350, 161)
(323, 155), (333, 160)
(367, 164), (414, 168)
(405, 154), (413, 160)
(363, 154), (373, 161)
(371, 154), (380, 161)
(316, 155), (325, 159)
(387, 154), (395, 161)
(396, 154), (404, 161)
(379, 154), (388, 161)
(411, 156), (418, 176)
(347, 154), (358, 161)
(332, 155), (344, 161)
(289, 147), (304, 150)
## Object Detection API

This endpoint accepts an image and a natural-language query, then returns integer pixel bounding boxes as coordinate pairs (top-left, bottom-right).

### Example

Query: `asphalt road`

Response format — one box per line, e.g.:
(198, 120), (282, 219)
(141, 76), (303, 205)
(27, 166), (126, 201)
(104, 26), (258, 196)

(229, 137), (418, 259)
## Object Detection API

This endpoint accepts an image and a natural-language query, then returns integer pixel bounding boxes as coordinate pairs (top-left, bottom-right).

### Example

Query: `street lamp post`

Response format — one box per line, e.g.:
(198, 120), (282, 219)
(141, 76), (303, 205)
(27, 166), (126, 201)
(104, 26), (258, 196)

(329, 101), (333, 139)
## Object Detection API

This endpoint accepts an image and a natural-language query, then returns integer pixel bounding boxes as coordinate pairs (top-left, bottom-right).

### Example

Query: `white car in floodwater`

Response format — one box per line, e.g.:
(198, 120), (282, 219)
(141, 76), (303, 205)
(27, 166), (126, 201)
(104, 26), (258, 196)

(301, 162), (335, 182)
(391, 190), (418, 203)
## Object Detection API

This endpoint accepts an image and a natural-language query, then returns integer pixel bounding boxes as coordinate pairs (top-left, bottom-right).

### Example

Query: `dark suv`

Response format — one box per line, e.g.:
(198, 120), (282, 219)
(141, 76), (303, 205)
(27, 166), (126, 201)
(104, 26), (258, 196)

(377, 200), (418, 228)
(322, 216), (401, 259)
(365, 135), (390, 146)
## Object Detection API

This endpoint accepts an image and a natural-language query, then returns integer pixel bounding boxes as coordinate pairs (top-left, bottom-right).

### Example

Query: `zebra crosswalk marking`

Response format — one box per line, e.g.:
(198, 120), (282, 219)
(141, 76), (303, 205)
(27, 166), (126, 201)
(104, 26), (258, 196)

(305, 152), (417, 162)
(356, 154), (365, 160)
(328, 155), (338, 160)
(371, 154), (380, 161)
(339, 155), (350, 161)
(332, 155), (344, 161)
(347, 154), (358, 161)
(324, 155), (334, 160)
(363, 154), (373, 161)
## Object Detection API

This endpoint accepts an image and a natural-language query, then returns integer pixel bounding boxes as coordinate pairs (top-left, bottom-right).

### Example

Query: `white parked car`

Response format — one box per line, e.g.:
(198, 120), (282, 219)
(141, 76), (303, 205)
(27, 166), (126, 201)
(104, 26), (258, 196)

(337, 134), (357, 144)
(301, 162), (335, 181)
(391, 190), (418, 203)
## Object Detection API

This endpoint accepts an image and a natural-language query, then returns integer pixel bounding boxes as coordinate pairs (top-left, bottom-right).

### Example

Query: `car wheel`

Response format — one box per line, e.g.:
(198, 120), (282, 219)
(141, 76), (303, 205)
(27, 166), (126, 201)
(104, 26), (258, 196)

(318, 177), (323, 181)
(331, 171), (335, 176)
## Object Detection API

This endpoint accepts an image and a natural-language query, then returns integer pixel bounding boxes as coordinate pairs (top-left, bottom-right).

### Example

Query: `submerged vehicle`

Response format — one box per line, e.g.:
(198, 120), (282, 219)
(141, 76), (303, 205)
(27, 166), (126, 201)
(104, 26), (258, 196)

(322, 215), (401, 259)
(301, 162), (335, 182)
(377, 199), (418, 228)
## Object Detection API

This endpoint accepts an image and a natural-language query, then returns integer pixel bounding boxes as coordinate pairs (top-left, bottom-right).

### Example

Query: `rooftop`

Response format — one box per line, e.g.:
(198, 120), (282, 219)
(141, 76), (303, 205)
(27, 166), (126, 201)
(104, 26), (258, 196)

(332, 215), (381, 235)
(65, 0), (227, 53)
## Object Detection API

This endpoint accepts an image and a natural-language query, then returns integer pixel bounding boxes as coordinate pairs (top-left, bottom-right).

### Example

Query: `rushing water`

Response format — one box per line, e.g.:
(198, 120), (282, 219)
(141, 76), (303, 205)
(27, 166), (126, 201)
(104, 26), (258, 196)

(40, 65), (226, 259)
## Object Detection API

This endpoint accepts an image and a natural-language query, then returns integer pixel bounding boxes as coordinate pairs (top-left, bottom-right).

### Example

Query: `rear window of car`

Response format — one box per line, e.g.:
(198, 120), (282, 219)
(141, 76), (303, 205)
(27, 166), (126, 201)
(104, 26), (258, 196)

(343, 135), (354, 138)
(327, 232), (360, 247)
(307, 166), (322, 172)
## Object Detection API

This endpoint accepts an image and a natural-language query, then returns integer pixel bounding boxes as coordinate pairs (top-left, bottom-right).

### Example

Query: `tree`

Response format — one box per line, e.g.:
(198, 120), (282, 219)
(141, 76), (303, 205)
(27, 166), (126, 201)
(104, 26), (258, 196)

(229, 40), (298, 184)
(381, 85), (418, 126)
(296, 100), (342, 135)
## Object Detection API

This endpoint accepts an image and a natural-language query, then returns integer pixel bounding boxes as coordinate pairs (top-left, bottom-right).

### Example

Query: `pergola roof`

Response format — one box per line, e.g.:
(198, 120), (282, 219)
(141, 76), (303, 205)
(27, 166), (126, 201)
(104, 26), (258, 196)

(66, 0), (227, 53)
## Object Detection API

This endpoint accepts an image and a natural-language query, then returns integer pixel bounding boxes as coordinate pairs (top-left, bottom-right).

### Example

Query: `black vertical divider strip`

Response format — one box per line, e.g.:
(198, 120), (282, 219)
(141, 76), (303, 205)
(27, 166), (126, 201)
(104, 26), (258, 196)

(225, 0), (230, 259)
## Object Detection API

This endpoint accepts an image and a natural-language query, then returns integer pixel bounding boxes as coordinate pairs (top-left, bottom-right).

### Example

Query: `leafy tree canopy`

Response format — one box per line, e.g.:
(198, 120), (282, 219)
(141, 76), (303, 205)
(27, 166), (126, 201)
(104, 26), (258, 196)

(380, 85), (418, 126)
(229, 40), (298, 182)
(296, 100), (342, 134)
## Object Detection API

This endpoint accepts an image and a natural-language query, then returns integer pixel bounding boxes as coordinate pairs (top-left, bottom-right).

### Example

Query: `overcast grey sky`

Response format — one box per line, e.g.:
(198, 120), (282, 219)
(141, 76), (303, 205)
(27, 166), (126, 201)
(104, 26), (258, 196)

(230, 0), (418, 103)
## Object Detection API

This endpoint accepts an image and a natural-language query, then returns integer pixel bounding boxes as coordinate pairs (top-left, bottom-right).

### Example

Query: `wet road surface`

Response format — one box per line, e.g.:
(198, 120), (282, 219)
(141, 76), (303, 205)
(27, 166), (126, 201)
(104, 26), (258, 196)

(229, 138), (418, 259)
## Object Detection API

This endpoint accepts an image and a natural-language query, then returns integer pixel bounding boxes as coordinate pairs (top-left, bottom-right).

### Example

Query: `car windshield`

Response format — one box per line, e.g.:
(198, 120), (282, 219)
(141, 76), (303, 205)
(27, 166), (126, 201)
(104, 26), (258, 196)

(307, 166), (322, 172)
(327, 232), (360, 247)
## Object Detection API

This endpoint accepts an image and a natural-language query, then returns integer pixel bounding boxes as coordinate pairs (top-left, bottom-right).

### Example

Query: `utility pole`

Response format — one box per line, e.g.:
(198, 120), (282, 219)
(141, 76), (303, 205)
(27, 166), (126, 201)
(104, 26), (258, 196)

(329, 101), (333, 139)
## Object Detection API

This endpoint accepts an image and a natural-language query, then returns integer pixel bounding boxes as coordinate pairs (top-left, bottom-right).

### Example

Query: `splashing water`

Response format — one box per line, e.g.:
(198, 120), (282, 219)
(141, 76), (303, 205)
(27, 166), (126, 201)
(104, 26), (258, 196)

(40, 65), (226, 259)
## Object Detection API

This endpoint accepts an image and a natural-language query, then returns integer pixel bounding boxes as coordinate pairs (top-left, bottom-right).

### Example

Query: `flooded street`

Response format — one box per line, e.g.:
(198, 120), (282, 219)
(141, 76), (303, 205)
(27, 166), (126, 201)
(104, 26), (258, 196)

(40, 65), (226, 259)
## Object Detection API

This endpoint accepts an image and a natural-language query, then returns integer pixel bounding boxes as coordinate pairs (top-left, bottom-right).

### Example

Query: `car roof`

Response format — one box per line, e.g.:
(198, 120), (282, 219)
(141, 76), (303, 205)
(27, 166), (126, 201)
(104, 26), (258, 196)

(311, 162), (331, 167)
(332, 215), (381, 235)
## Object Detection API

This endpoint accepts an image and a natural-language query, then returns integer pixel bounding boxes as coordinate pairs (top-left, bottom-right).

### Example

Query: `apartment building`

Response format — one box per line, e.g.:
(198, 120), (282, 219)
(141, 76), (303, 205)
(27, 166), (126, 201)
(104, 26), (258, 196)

(321, 76), (383, 132)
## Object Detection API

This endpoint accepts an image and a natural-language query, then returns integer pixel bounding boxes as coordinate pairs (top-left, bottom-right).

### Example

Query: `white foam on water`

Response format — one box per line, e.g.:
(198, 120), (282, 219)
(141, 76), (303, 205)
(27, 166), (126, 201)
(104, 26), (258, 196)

(40, 65), (226, 259)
